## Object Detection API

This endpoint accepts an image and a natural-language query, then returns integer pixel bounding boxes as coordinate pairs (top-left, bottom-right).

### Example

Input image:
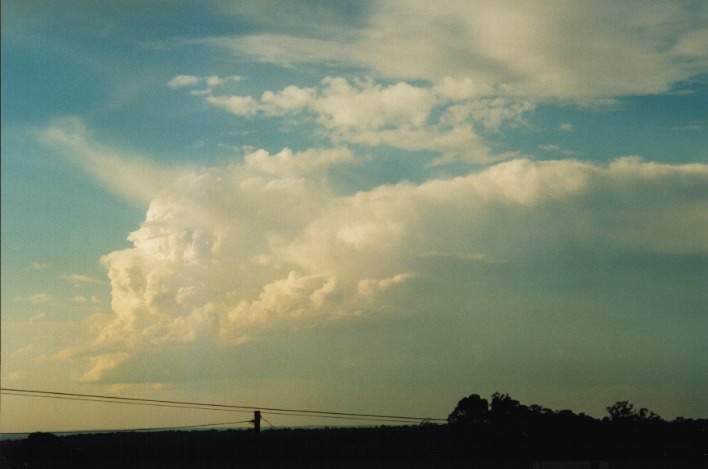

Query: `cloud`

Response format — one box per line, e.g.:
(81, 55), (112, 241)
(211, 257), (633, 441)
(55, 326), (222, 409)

(244, 146), (355, 174)
(10, 345), (34, 359)
(167, 75), (202, 89)
(31, 262), (50, 271)
(40, 117), (183, 204)
(226, 271), (344, 328)
(62, 273), (109, 286)
(196, 0), (708, 102)
(206, 94), (260, 116)
(357, 272), (418, 297)
(167, 74), (241, 90)
(63, 151), (708, 382)
(29, 312), (47, 323)
(195, 33), (356, 70)
(182, 76), (532, 164)
(5, 371), (29, 382)
(15, 293), (53, 305)
(70, 296), (102, 304)
(310, 78), (437, 131)
(80, 353), (130, 382)
(673, 121), (705, 132)
(539, 144), (576, 156)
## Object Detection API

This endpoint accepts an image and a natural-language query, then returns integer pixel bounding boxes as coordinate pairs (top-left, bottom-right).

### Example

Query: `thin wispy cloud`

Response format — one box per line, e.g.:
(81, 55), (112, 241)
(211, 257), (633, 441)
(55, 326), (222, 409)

(41, 117), (184, 204)
(70, 296), (102, 304)
(15, 293), (53, 305)
(198, 1), (708, 101)
(538, 144), (576, 156)
(28, 312), (47, 323)
(61, 273), (109, 287)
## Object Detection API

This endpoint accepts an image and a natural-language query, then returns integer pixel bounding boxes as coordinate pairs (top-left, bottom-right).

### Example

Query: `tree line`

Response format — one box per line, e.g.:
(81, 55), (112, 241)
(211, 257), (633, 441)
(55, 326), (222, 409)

(445, 392), (705, 467)
(448, 392), (668, 426)
(1, 392), (705, 469)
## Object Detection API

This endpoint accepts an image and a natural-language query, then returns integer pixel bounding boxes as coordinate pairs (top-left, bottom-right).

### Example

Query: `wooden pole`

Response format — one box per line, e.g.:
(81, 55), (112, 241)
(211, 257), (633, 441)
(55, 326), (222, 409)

(253, 410), (261, 434)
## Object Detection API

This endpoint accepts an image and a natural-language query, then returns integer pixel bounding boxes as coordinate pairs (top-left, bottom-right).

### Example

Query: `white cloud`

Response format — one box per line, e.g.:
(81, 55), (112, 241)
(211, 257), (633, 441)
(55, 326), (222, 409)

(206, 75), (241, 87)
(226, 271), (343, 327)
(192, 76), (532, 163)
(64, 152), (708, 382)
(70, 296), (102, 304)
(357, 272), (418, 297)
(433, 76), (495, 101)
(261, 85), (316, 111)
(370, 1), (708, 100)
(462, 98), (534, 132)
(539, 144), (576, 156)
(312, 78), (437, 131)
(167, 74), (241, 89)
(198, 0), (708, 101)
(31, 262), (50, 271)
(244, 147), (354, 175)
(671, 27), (708, 64)
(167, 75), (202, 89)
(206, 94), (259, 116)
(80, 353), (130, 383)
(62, 273), (109, 286)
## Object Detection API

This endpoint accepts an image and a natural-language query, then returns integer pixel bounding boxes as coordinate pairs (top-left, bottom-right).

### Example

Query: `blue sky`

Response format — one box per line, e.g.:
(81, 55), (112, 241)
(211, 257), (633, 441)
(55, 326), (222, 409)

(2, 0), (707, 432)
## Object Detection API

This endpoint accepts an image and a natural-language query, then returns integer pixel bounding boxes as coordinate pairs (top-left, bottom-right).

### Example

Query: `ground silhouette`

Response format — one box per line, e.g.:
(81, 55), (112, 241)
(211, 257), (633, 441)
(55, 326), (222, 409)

(2, 393), (705, 468)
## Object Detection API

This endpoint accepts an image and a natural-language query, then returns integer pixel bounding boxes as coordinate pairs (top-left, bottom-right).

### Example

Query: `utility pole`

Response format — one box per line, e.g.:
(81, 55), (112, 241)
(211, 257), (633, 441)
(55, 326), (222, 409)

(253, 410), (261, 434)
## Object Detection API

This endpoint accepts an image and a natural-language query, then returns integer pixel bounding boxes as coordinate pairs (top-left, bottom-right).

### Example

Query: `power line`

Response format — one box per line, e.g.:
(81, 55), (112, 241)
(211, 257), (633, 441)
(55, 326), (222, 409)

(117, 419), (255, 432)
(1, 387), (447, 425)
(262, 410), (431, 425)
(1, 390), (425, 428)
(1, 388), (255, 413)
(0, 419), (256, 436)
(0, 391), (253, 415)
(260, 415), (277, 429)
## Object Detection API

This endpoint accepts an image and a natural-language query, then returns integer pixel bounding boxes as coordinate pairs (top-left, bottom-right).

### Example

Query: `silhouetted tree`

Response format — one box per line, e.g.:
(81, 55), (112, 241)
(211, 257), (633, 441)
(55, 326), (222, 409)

(606, 400), (636, 421)
(606, 400), (662, 422)
(447, 394), (489, 425)
(637, 407), (662, 421)
(2, 396), (705, 469)
(490, 392), (523, 416)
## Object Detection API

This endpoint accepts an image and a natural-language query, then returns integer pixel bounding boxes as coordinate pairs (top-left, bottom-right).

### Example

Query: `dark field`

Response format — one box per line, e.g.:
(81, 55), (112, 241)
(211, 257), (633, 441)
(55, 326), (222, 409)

(2, 419), (706, 469)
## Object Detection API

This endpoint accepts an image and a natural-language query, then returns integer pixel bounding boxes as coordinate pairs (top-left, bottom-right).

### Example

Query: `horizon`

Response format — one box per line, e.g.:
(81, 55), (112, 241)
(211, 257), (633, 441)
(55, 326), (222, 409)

(3, 386), (704, 438)
(2, 0), (707, 433)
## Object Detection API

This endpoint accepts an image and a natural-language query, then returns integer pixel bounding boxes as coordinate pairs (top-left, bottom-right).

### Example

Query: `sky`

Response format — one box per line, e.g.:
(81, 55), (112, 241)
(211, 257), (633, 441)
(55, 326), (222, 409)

(1, 0), (707, 433)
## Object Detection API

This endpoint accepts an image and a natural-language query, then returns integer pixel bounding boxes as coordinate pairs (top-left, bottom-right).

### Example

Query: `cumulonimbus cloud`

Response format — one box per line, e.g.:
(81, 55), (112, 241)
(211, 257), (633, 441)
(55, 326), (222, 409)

(60, 143), (707, 382)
